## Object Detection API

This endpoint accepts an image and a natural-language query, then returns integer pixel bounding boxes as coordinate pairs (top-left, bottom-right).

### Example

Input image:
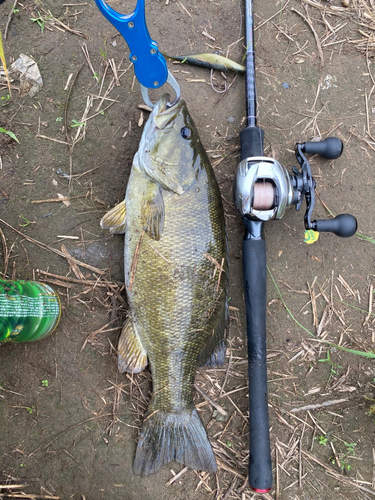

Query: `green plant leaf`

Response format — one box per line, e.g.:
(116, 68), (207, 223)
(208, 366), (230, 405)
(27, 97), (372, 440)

(0, 127), (19, 143)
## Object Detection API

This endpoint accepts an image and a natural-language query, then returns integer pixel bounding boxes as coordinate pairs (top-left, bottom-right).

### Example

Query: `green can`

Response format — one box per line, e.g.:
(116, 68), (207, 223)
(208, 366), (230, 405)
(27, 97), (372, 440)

(0, 279), (61, 343)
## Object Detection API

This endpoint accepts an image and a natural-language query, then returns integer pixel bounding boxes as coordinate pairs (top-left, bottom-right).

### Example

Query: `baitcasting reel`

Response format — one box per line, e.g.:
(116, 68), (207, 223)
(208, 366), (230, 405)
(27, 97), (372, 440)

(234, 137), (357, 238)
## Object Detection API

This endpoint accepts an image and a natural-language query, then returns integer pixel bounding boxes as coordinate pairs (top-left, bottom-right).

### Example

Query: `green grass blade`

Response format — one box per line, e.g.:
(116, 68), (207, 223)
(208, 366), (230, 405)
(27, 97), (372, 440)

(0, 127), (19, 143)
(268, 268), (375, 359)
(267, 266), (316, 337)
(321, 342), (375, 359)
(356, 233), (375, 244)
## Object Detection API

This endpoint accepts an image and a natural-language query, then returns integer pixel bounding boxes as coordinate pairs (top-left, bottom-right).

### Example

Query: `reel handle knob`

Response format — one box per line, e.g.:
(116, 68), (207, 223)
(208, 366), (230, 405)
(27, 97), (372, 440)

(312, 214), (357, 237)
(301, 137), (343, 159)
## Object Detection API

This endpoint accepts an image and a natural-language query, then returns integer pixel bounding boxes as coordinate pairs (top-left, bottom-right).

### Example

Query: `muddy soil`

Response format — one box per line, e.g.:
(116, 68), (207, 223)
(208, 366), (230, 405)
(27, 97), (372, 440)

(0, 0), (375, 499)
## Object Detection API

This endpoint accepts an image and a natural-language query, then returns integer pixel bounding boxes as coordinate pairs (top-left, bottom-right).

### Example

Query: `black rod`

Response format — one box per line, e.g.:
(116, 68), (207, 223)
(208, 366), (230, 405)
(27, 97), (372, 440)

(244, 0), (257, 127)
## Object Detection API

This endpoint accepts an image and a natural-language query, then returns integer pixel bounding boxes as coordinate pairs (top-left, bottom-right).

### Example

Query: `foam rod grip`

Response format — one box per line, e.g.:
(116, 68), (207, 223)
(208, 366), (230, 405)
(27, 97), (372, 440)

(242, 238), (272, 492)
(240, 126), (264, 160)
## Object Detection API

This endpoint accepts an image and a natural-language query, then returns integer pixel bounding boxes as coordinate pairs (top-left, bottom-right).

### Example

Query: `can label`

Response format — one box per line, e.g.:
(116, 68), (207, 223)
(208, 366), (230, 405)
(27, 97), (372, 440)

(0, 280), (61, 342)
(0, 294), (60, 317)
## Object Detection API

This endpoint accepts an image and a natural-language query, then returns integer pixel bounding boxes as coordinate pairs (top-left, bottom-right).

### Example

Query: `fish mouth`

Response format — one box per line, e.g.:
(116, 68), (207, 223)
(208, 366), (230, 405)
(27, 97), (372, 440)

(154, 95), (185, 130)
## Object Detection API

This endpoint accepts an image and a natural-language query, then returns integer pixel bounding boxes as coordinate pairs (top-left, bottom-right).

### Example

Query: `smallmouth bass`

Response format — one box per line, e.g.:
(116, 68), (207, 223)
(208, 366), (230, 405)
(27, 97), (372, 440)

(101, 95), (228, 476)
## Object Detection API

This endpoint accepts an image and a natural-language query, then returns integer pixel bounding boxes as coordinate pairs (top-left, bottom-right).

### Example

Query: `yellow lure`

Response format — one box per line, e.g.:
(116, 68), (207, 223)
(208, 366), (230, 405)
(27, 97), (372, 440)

(304, 229), (319, 244)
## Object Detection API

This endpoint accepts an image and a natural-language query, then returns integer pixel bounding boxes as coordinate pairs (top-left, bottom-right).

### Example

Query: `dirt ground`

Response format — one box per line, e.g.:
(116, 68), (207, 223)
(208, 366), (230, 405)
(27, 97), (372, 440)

(0, 0), (375, 499)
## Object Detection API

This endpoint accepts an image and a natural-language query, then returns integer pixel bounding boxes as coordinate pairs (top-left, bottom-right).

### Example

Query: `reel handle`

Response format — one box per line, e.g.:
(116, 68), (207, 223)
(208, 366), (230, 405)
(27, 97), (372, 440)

(311, 214), (357, 237)
(301, 137), (343, 159)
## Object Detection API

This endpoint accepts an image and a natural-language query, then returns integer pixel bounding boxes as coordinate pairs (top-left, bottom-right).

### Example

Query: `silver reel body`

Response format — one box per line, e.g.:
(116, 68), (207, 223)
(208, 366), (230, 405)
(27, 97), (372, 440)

(233, 156), (295, 222)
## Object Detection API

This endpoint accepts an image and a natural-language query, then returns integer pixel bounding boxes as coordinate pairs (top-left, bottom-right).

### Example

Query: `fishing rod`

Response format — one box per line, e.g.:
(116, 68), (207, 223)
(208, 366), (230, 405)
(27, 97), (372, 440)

(234, 0), (357, 493)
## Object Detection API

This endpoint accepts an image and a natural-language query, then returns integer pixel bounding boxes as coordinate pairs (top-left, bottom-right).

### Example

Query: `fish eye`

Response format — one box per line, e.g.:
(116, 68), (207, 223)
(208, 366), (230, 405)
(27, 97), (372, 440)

(180, 126), (192, 139)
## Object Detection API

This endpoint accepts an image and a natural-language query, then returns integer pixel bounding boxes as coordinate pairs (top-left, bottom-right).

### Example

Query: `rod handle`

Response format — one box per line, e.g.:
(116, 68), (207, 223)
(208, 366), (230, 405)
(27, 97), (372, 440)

(301, 137), (343, 159)
(242, 238), (272, 492)
(240, 126), (264, 160)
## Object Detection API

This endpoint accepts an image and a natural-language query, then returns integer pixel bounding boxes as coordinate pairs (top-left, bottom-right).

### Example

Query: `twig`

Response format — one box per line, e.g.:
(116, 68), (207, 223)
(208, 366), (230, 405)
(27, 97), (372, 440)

(299, 419), (307, 488)
(291, 398), (348, 413)
(4, 0), (19, 39)
(308, 278), (318, 330)
(330, 440), (341, 469)
(255, 0), (291, 31)
(0, 386), (24, 396)
(72, 94), (93, 147)
(215, 257), (225, 293)
(64, 63), (85, 192)
(165, 467), (189, 487)
(51, 16), (88, 39)
(81, 318), (119, 351)
(35, 135), (70, 145)
(31, 195), (86, 204)
(364, 283), (374, 325)
(302, 450), (375, 497)
(0, 227), (9, 278)
(203, 253), (224, 270)
(291, 8), (324, 67)
(29, 414), (112, 456)
(36, 269), (122, 288)
(0, 219), (104, 275)
(0, 484), (27, 490)
(215, 458), (246, 481)
(81, 44), (98, 81)
(60, 243), (85, 280)
(147, 241), (171, 264)
(0, 495), (60, 499)
(64, 62), (85, 151)
(222, 478), (237, 500)
(194, 384), (227, 416)
(0, 494), (60, 499)
(109, 58), (120, 86)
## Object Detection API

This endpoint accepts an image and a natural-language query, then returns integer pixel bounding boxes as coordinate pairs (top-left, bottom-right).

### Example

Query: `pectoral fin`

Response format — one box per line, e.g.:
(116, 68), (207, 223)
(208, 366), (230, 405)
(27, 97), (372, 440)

(100, 200), (127, 234)
(141, 187), (165, 241)
(118, 317), (148, 373)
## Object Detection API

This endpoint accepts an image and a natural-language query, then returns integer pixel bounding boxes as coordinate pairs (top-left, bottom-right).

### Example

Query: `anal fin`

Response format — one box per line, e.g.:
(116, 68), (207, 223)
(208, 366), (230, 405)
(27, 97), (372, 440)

(100, 200), (127, 234)
(118, 317), (148, 373)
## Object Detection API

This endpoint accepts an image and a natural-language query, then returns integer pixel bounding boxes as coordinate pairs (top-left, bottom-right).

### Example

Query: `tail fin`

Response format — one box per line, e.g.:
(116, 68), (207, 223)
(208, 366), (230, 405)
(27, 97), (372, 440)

(133, 409), (217, 476)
